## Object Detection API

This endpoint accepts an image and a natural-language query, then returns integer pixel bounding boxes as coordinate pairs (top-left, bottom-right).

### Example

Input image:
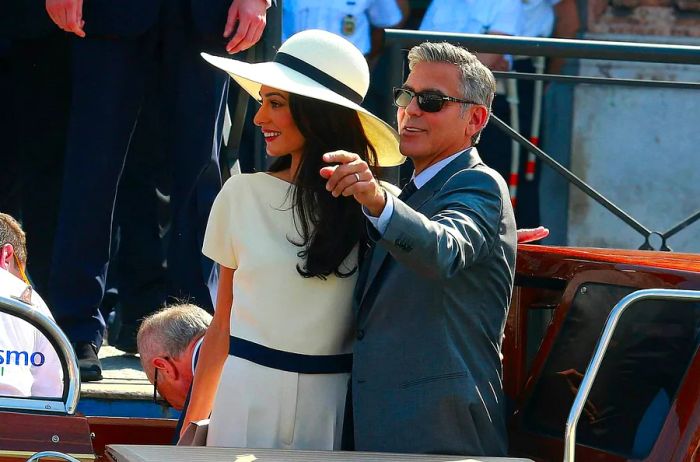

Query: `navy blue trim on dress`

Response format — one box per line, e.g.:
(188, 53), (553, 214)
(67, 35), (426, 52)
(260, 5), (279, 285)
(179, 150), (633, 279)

(273, 52), (364, 105)
(229, 336), (352, 374)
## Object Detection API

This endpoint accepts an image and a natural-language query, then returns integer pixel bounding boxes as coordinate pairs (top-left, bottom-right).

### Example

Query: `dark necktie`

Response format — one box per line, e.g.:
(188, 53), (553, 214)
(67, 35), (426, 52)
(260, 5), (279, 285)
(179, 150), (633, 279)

(398, 179), (417, 201)
(356, 179), (417, 301)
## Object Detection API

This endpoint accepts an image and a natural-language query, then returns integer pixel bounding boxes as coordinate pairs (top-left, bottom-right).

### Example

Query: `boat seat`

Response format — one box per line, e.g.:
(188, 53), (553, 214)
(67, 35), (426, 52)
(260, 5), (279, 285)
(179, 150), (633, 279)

(105, 445), (534, 462)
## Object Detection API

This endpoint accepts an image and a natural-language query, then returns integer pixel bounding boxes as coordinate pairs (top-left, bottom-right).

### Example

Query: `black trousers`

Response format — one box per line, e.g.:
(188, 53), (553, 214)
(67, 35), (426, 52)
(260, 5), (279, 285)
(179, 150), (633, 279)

(3, 34), (71, 296)
(48, 2), (227, 346)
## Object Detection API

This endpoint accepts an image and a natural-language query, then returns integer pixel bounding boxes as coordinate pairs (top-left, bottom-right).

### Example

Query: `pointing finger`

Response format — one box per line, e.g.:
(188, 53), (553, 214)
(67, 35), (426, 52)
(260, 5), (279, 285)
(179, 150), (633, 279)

(322, 150), (358, 165)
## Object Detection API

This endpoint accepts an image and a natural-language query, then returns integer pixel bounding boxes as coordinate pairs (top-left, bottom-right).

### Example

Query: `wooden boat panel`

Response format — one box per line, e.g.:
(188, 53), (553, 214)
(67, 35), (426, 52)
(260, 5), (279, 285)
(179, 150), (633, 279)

(505, 246), (700, 461)
(518, 244), (700, 274)
(0, 411), (94, 461)
(87, 417), (177, 460)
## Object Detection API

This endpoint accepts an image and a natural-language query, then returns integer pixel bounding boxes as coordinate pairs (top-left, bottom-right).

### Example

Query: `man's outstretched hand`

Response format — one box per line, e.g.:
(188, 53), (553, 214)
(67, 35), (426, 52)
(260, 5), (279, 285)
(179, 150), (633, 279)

(320, 158), (552, 241)
(517, 226), (550, 244)
(224, 0), (270, 54)
(320, 151), (386, 217)
(46, 0), (86, 37)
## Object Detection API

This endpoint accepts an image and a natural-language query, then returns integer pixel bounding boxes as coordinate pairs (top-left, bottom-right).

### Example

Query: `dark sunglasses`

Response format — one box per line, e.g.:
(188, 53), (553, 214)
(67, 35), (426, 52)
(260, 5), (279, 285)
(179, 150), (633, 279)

(152, 366), (170, 406)
(393, 87), (479, 113)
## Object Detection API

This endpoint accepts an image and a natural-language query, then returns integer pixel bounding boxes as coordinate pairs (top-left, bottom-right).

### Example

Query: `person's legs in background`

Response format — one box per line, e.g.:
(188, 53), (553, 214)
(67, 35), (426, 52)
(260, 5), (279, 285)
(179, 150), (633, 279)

(49, 35), (153, 380)
(8, 34), (72, 295)
(110, 86), (169, 353)
(0, 40), (21, 220)
(159, 3), (227, 311)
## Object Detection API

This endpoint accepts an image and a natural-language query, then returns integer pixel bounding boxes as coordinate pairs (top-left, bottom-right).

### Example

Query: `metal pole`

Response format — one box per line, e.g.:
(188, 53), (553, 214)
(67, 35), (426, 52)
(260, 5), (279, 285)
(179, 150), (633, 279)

(491, 71), (700, 90)
(663, 209), (700, 240)
(385, 30), (700, 65)
(26, 451), (82, 462)
(525, 57), (546, 182)
(506, 79), (521, 206)
(489, 115), (652, 238)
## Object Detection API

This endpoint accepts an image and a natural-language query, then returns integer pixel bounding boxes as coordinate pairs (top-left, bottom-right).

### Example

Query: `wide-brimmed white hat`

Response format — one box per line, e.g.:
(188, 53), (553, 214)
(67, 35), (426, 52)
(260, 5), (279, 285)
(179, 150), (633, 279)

(202, 29), (404, 167)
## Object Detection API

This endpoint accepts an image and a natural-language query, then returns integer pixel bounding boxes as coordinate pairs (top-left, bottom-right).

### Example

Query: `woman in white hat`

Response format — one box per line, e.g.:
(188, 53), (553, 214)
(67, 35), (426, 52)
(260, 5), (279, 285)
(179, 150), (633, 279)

(182, 30), (402, 449)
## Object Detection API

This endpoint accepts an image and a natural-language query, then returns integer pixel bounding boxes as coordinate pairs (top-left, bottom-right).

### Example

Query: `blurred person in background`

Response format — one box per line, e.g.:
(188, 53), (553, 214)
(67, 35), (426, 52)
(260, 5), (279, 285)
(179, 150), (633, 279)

(282, 0), (404, 56)
(43, 0), (272, 381)
(477, 0), (580, 229)
(419, 0), (522, 71)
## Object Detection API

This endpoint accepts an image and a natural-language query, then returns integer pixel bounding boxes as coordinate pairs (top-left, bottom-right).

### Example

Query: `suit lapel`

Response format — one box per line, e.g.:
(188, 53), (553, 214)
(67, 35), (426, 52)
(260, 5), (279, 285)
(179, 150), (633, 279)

(358, 148), (483, 312)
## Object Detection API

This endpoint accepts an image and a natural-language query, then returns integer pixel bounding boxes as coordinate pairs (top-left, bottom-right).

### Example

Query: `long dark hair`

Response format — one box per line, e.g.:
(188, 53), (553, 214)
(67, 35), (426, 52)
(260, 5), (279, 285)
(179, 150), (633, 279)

(268, 94), (379, 279)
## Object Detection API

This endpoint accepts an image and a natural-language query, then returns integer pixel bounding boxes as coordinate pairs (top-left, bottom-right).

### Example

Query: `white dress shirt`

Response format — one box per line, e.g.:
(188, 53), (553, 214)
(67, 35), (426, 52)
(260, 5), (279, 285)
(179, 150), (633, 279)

(191, 336), (204, 376)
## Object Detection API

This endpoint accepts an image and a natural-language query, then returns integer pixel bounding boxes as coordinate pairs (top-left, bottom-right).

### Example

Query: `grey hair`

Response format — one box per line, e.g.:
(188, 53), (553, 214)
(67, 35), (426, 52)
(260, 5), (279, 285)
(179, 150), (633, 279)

(137, 304), (212, 375)
(407, 41), (496, 144)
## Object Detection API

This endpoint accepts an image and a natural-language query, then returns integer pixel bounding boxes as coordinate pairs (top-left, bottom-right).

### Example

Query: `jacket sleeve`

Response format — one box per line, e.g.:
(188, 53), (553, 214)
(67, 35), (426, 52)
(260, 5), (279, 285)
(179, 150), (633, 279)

(377, 169), (505, 280)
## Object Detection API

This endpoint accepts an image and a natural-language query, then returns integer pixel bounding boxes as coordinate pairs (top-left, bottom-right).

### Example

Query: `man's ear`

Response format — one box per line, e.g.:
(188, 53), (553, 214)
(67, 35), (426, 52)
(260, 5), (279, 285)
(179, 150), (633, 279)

(0, 244), (14, 271)
(465, 105), (489, 139)
(151, 356), (179, 380)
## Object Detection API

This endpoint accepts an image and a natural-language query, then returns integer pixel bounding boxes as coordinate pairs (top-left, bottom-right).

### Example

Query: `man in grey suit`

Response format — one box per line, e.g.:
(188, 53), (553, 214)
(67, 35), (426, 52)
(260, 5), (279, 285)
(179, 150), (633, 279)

(321, 41), (517, 456)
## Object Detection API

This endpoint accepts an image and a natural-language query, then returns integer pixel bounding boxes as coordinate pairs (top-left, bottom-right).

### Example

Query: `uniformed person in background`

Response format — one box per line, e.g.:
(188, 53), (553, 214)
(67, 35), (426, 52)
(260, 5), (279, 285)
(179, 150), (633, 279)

(504, 0), (580, 229)
(475, 0), (580, 229)
(521, 0), (580, 237)
(282, 0), (404, 56)
(280, 0), (408, 139)
(419, 0), (522, 71)
(418, 0), (526, 222)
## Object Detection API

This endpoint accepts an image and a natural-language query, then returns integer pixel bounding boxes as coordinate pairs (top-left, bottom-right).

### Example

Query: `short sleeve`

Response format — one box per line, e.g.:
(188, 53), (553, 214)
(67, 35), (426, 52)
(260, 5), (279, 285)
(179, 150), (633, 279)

(31, 332), (64, 398)
(26, 292), (62, 396)
(368, 0), (402, 28)
(202, 180), (239, 269)
(489, 0), (523, 36)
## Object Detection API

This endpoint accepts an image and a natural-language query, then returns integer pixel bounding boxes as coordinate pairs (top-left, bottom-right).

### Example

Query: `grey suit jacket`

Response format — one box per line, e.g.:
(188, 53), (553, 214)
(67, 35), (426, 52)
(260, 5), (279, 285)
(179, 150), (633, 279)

(351, 148), (517, 456)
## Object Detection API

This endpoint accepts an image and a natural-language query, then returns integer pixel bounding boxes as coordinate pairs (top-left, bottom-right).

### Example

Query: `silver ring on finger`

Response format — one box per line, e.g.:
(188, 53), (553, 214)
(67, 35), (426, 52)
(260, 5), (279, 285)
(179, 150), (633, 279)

(354, 173), (361, 183)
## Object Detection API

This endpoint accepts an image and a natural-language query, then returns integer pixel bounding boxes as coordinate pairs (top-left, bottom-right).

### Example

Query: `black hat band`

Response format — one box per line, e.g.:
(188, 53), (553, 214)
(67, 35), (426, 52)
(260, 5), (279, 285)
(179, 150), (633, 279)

(274, 52), (364, 105)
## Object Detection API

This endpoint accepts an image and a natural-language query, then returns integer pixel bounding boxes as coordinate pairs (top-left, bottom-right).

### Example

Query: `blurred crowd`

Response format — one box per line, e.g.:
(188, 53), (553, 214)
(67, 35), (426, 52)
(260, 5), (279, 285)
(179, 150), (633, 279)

(0, 0), (579, 381)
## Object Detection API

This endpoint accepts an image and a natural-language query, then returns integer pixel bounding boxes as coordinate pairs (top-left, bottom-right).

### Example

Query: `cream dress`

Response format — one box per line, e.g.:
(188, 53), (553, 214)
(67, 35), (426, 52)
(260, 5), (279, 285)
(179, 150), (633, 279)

(202, 172), (357, 449)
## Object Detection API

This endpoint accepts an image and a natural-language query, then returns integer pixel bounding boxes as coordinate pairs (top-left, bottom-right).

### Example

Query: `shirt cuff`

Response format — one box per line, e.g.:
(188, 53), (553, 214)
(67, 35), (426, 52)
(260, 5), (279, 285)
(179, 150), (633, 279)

(363, 193), (394, 236)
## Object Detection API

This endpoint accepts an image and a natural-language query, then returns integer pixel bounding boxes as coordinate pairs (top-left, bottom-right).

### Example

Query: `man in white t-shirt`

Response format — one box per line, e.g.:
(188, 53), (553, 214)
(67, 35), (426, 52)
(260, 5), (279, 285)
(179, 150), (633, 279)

(0, 213), (62, 398)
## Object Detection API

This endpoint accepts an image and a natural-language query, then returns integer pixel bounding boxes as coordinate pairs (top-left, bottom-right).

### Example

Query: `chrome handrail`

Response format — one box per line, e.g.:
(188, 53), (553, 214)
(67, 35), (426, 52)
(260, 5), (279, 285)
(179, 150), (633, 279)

(0, 295), (80, 414)
(564, 288), (700, 462)
(384, 30), (700, 64)
(26, 451), (82, 462)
